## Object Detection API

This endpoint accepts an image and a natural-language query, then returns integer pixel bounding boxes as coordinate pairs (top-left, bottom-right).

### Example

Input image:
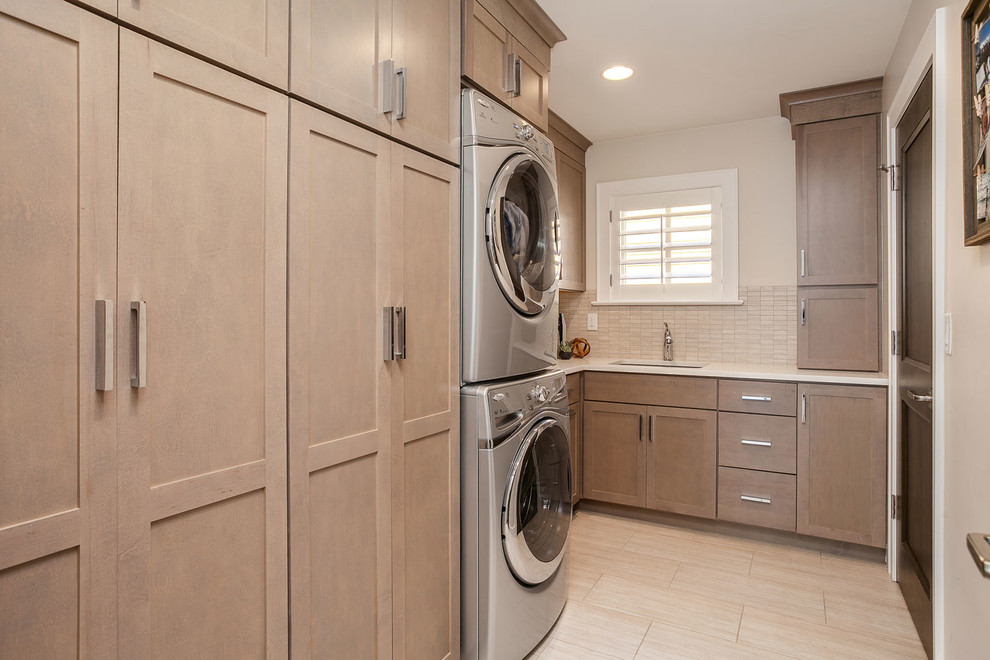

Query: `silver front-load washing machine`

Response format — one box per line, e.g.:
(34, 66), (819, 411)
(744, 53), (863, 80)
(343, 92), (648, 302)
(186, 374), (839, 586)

(461, 89), (560, 384)
(461, 369), (572, 660)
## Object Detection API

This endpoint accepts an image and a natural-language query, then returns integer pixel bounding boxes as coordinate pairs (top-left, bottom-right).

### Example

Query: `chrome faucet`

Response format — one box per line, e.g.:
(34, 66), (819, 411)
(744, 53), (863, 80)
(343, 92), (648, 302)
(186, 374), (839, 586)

(663, 322), (673, 361)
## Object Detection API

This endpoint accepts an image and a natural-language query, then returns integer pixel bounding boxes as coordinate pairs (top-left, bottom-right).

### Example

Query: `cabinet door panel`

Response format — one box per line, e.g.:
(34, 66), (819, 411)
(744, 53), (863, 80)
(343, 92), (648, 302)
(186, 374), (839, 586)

(117, 32), (288, 657)
(798, 286), (879, 371)
(390, 0), (459, 162)
(569, 402), (583, 503)
(797, 384), (886, 547)
(462, 0), (510, 104)
(582, 402), (647, 507)
(556, 150), (586, 291)
(0, 2), (117, 657)
(509, 39), (549, 131)
(290, 0), (391, 133)
(797, 115), (879, 286)
(646, 407), (717, 519)
(391, 145), (459, 660)
(287, 102), (392, 659)
(119, 0), (288, 87)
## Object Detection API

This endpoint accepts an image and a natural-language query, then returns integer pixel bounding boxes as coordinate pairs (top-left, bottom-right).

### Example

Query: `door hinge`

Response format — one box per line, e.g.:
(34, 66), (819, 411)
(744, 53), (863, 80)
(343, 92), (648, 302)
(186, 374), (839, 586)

(891, 494), (901, 520)
(891, 330), (900, 356)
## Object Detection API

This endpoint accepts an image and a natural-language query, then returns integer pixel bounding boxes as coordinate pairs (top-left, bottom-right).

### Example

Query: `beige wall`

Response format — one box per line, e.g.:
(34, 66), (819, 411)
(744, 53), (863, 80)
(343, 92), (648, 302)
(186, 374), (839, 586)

(885, 1), (990, 656)
(584, 116), (797, 288)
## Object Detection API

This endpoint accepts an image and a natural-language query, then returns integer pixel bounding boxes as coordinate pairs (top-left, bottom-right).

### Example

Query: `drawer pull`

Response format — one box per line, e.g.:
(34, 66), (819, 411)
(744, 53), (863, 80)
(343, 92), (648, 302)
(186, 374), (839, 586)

(741, 439), (772, 447)
(741, 395), (772, 402)
(740, 494), (772, 505)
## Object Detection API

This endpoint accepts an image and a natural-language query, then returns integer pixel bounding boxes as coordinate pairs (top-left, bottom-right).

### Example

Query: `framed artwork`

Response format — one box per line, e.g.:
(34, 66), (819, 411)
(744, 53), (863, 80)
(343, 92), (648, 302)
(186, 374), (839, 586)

(963, 0), (990, 245)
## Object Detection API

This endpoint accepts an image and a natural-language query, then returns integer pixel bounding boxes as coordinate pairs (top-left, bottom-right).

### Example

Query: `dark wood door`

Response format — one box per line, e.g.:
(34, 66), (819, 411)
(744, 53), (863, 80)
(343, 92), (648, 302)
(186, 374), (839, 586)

(645, 407), (717, 519)
(582, 402), (647, 507)
(895, 67), (934, 660)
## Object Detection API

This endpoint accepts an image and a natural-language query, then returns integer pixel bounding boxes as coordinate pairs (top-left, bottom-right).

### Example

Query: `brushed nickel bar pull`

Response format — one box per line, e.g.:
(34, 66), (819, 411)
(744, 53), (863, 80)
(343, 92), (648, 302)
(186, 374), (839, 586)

(800, 249), (806, 277)
(394, 306), (407, 360)
(395, 67), (407, 120)
(506, 53), (519, 95)
(801, 393), (807, 424)
(741, 494), (772, 505)
(741, 439), (772, 447)
(908, 390), (933, 403)
(513, 56), (522, 98)
(381, 59), (394, 114)
(95, 300), (114, 391)
(966, 533), (990, 578)
(130, 301), (147, 388)
(382, 306), (395, 361)
(741, 395), (772, 402)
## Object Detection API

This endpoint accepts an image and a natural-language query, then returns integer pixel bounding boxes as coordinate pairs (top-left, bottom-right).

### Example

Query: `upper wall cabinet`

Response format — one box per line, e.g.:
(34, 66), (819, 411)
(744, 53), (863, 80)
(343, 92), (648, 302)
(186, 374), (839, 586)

(549, 110), (592, 291)
(291, 0), (460, 163)
(119, 0), (289, 88)
(462, 0), (564, 132)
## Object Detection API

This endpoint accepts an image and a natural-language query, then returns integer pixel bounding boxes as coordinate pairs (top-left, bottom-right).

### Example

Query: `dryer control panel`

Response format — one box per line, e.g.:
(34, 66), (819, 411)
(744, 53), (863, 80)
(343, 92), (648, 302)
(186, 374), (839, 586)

(463, 89), (555, 168)
(486, 372), (566, 419)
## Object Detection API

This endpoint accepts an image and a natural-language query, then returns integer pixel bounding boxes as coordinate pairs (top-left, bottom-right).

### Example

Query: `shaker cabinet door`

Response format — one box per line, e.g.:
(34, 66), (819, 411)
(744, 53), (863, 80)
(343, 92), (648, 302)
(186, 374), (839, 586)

(582, 402), (648, 507)
(646, 407), (717, 519)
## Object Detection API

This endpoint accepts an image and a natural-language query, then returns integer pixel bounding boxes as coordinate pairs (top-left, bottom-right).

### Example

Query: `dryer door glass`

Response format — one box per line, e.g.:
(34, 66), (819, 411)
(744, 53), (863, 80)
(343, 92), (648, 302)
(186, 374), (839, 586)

(502, 418), (572, 585)
(487, 153), (559, 316)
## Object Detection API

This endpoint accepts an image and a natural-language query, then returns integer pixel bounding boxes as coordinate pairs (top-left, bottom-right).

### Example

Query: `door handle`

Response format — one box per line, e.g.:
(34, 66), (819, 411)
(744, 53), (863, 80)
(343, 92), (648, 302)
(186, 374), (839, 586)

(801, 393), (807, 424)
(95, 300), (114, 391)
(130, 301), (147, 388)
(741, 395), (772, 402)
(800, 249), (807, 277)
(967, 533), (990, 578)
(908, 390), (933, 403)
(394, 306), (407, 360)
(383, 306), (395, 361)
(639, 413), (644, 442)
(648, 415), (654, 443)
(381, 59), (394, 115)
(513, 56), (522, 98)
(801, 299), (806, 326)
(395, 66), (407, 120)
(740, 494), (772, 505)
(741, 439), (772, 447)
(506, 53), (518, 95)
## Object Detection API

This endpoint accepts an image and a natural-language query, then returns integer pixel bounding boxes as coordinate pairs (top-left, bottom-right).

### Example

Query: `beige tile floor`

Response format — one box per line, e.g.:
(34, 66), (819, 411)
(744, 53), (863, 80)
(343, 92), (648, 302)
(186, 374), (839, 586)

(525, 510), (926, 660)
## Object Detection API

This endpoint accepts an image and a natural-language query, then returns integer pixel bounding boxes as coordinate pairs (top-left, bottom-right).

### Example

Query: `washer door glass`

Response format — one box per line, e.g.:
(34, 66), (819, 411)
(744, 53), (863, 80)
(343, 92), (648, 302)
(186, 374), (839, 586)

(502, 418), (572, 586)
(487, 153), (559, 316)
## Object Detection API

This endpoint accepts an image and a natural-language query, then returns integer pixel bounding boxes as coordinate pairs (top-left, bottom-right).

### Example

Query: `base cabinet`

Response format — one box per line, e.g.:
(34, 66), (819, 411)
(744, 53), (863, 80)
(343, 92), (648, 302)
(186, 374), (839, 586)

(582, 402), (647, 507)
(646, 408), (717, 519)
(568, 402), (583, 503)
(798, 384), (887, 548)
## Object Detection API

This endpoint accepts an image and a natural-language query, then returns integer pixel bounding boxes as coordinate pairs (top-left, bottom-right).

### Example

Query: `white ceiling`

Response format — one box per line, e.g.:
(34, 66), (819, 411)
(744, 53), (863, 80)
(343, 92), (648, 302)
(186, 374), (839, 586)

(537, 0), (913, 142)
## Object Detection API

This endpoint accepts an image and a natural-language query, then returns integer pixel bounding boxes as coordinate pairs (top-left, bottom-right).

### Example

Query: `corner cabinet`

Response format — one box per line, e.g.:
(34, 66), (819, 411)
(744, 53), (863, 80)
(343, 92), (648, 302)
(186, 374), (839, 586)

(461, 0), (564, 132)
(288, 102), (460, 659)
(798, 384), (887, 548)
(550, 111), (592, 292)
(290, 0), (460, 163)
(781, 79), (883, 372)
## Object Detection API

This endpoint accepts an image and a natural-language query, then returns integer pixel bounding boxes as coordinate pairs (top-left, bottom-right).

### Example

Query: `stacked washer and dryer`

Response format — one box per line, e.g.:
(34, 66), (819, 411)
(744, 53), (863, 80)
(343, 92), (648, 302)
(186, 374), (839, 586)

(460, 89), (574, 660)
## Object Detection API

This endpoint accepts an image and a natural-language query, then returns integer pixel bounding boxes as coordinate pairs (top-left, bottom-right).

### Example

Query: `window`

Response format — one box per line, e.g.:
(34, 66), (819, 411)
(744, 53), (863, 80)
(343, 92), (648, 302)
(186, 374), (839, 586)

(596, 170), (739, 304)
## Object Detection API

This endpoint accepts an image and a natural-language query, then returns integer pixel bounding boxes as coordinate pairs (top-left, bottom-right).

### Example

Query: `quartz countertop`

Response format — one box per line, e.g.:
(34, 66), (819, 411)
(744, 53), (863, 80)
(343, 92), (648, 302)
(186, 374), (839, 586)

(555, 356), (889, 386)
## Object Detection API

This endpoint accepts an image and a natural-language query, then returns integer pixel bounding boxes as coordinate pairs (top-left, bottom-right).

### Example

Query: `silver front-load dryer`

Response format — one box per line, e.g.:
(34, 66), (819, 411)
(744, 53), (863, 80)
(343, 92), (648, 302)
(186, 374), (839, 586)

(462, 89), (560, 384)
(461, 370), (572, 660)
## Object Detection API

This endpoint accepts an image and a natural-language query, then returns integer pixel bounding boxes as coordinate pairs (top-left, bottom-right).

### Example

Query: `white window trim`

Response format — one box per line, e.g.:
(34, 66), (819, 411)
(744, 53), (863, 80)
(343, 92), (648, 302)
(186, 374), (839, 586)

(595, 169), (740, 305)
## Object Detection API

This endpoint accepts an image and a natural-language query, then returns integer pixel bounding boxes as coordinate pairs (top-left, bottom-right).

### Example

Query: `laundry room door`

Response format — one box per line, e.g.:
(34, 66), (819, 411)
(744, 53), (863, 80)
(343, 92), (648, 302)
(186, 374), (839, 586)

(487, 153), (559, 314)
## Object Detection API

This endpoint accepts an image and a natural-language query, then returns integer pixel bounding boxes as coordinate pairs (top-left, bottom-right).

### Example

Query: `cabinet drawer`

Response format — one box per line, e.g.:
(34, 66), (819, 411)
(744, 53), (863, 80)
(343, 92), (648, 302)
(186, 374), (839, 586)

(718, 413), (796, 474)
(566, 373), (581, 405)
(718, 380), (796, 416)
(717, 467), (796, 532)
(584, 372), (717, 409)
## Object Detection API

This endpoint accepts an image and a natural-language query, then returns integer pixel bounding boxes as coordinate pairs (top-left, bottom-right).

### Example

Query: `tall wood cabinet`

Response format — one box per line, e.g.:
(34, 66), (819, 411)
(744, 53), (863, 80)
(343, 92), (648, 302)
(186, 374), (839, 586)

(549, 111), (592, 292)
(781, 79), (883, 372)
(290, 0), (460, 163)
(461, 0), (564, 132)
(0, 2), (117, 657)
(287, 102), (459, 660)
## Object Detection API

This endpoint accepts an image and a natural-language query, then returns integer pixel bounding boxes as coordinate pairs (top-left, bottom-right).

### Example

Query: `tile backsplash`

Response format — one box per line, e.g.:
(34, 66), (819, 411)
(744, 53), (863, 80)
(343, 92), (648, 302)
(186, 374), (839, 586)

(558, 286), (797, 365)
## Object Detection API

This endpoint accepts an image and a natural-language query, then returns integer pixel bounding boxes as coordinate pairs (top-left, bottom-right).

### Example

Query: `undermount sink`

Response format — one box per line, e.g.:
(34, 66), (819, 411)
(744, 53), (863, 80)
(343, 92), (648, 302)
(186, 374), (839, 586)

(610, 359), (709, 368)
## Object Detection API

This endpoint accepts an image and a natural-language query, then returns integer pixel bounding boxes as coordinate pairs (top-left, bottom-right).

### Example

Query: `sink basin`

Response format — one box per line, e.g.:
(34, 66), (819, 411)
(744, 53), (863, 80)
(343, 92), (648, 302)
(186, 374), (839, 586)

(610, 359), (708, 368)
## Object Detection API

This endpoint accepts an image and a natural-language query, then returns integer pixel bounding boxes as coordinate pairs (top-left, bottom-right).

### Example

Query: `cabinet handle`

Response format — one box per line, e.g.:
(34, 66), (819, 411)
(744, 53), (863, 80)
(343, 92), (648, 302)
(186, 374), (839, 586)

(648, 415), (654, 442)
(741, 439), (772, 447)
(505, 53), (518, 95)
(800, 299), (806, 326)
(395, 67), (407, 120)
(383, 306), (395, 361)
(639, 413), (644, 442)
(800, 249), (807, 277)
(513, 56), (522, 98)
(130, 301), (147, 388)
(95, 300), (114, 391)
(394, 306), (407, 360)
(801, 393), (807, 424)
(381, 59), (394, 114)
(741, 395), (772, 402)
(741, 494), (772, 505)
(908, 390), (933, 404)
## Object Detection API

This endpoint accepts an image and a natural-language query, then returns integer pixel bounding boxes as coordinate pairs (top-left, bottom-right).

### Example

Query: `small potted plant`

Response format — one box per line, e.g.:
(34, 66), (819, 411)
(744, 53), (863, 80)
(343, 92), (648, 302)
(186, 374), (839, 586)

(558, 340), (573, 360)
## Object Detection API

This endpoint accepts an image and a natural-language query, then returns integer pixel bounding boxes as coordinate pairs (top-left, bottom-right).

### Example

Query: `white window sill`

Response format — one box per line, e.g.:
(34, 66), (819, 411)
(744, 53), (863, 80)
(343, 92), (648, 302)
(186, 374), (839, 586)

(591, 300), (745, 307)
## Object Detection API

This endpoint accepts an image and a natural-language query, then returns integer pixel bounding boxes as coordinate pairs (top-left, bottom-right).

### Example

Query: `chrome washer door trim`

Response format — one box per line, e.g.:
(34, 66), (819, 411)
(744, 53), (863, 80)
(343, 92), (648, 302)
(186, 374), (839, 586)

(486, 152), (559, 316)
(502, 418), (572, 586)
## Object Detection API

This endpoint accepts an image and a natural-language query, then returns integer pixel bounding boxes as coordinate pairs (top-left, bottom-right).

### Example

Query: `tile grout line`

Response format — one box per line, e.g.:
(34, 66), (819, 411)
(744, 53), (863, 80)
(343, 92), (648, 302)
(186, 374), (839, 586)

(736, 605), (745, 642)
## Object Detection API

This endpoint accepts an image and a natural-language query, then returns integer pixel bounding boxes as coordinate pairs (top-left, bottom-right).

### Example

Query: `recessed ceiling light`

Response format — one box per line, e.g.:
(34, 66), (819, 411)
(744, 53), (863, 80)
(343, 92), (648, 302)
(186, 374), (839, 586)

(602, 66), (633, 81)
